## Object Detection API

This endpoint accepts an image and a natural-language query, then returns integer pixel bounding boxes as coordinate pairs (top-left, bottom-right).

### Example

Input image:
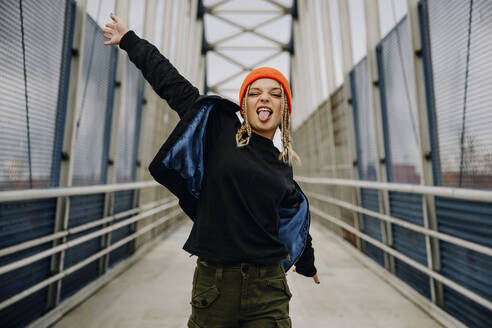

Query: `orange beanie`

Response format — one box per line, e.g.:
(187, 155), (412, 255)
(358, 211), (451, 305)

(239, 67), (292, 115)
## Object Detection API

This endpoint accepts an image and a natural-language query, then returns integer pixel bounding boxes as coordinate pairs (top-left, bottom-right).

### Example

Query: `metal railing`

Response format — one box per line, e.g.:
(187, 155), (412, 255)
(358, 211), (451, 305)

(0, 182), (182, 311)
(295, 176), (492, 311)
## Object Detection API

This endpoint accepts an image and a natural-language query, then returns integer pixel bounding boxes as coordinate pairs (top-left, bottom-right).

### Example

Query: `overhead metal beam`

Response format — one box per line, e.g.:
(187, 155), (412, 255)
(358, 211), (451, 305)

(263, 0), (290, 11)
(209, 12), (286, 47)
(210, 9), (285, 14)
(203, 0), (295, 97)
(214, 45), (281, 50)
(207, 0), (231, 11)
(210, 13), (285, 47)
(210, 50), (284, 89)
(213, 51), (249, 70)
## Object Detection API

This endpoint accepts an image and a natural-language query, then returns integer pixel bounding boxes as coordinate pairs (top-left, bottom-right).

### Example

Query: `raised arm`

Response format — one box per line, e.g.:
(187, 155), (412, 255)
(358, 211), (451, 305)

(103, 13), (200, 119)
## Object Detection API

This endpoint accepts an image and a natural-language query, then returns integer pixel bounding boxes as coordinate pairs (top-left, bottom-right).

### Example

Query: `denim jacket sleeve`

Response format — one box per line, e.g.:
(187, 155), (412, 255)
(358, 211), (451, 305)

(119, 30), (200, 120)
(281, 184), (317, 277)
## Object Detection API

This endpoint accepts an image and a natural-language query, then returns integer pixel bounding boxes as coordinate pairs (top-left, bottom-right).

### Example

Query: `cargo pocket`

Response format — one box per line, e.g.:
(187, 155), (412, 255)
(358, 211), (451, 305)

(191, 265), (198, 294)
(266, 278), (292, 300)
(275, 317), (292, 327)
(190, 285), (220, 308)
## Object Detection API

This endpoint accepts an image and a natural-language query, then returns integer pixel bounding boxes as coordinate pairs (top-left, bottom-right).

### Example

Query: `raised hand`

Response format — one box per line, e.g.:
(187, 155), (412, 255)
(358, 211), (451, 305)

(102, 13), (129, 46)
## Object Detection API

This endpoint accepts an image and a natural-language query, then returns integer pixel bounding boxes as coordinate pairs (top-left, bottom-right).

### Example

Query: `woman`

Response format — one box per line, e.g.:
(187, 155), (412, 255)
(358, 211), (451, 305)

(103, 12), (319, 328)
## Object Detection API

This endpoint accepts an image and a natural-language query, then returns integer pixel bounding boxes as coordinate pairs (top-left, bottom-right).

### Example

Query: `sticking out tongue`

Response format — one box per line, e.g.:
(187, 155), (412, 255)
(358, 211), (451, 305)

(258, 111), (271, 122)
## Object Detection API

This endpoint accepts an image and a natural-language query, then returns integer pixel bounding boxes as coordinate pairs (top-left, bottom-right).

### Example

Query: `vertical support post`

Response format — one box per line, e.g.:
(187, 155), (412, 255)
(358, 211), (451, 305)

(193, 22), (204, 87)
(299, 0), (315, 114)
(99, 0), (130, 274)
(293, 1), (313, 123)
(134, 0), (158, 249)
(364, 0), (394, 273)
(47, 0), (88, 309)
(319, 0), (336, 94)
(162, 0), (175, 58)
(290, 49), (303, 130)
(185, 0), (198, 80)
(406, 0), (443, 306)
(193, 3), (205, 88)
(153, 0), (181, 237)
(195, 0), (205, 93)
(173, 0), (186, 70)
(306, 0), (326, 179)
(337, 0), (362, 250)
(318, 0), (337, 176)
(306, 0), (324, 108)
(297, 1), (316, 176)
(316, 0), (342, 230)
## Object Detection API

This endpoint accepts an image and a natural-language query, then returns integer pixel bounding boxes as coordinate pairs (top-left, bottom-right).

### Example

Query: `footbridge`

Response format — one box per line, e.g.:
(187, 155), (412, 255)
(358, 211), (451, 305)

(0, 0), (490, 327)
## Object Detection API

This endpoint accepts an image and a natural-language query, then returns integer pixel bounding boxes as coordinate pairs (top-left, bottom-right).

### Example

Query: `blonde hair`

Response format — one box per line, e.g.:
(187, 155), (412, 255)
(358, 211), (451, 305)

(235, 84), (302, 166)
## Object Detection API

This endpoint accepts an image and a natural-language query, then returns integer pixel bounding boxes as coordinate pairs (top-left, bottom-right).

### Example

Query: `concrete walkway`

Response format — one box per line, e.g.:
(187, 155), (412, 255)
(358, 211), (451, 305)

(54, 219), (442, 328)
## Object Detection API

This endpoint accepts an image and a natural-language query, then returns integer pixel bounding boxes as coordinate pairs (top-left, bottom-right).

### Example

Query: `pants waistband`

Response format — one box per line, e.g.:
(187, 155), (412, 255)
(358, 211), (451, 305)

(196, 257), (285, 280)
(198, 257), (241, 268)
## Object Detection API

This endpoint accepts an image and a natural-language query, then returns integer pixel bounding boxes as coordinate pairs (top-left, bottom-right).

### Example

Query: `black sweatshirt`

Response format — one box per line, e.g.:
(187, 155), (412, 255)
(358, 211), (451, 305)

(119, 30), (317, 277)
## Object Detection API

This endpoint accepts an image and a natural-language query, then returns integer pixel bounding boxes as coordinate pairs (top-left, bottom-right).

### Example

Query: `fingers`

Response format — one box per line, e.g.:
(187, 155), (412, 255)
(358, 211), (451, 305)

(313, 274), (320, 284)
(101, 27), (112, 43)
(110, 12), (119, 23)
(103, 14), (120, 46)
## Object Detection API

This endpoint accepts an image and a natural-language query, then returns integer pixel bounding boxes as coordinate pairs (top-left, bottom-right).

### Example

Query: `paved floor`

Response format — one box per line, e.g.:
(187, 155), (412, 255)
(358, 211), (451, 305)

(54, 219), (442, 328)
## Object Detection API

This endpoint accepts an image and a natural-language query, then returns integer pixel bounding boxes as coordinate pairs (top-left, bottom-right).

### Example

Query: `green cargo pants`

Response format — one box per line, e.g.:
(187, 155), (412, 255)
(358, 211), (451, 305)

(187, 257), (292, 327)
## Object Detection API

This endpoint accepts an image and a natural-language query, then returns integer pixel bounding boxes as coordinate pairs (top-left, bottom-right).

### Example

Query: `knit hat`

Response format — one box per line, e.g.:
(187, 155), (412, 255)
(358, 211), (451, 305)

(239, 67), (292, 115)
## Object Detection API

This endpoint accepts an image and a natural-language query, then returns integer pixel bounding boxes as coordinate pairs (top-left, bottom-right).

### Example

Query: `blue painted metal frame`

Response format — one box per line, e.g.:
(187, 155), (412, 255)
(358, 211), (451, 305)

(50, 0), (76, 188)
(375, 43), (392, 183)
(58, 8), (118, 307)
(0, 1), (77, 326)
(417, 0), (441, 187)
(434, 196), (492, 328)
(101, 46), (118, 185)
(418, 1), (492, 326)
(131, 76), (145, 182)
(375, 15), (431, 300)
(61, 193), (105, 300)
(0, 198), (57, 328)
(349, 69), (363, 181)
(360, 188), (385, 267)
(109, 190), (135, 267)
(349, 59), (385, 267)
(108, 64), (145, 267)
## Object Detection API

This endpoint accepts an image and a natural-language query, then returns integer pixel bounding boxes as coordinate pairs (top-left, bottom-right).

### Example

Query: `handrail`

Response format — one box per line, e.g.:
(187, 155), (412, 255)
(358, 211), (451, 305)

(307, 191), (492, 257)
(0, 208), (182, 311)
(0, 199), (179, 276)
(0, 181), (160, 202)
(310, 205), (492, 311)
(0, 197), (174, 258)
(295, 176), (492, 202)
